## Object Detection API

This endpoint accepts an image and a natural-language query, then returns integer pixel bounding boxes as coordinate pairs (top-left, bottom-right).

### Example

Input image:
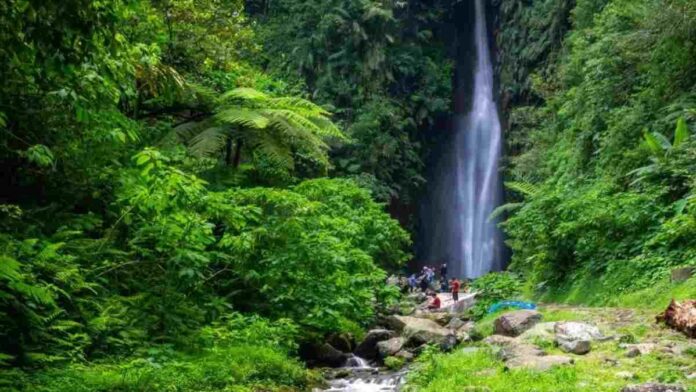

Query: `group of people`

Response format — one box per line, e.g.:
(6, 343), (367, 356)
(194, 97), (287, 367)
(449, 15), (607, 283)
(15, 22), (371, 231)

(406, 263), (469, 310)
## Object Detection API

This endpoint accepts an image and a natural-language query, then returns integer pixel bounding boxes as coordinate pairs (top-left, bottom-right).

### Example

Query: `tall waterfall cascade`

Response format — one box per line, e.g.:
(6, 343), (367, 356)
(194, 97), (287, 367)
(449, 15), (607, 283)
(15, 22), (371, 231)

(418, 0), (505, 279)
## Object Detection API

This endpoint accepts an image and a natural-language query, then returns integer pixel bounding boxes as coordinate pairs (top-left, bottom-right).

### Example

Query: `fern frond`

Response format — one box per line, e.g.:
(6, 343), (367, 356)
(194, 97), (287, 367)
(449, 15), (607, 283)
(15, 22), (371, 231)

(488, 202), (525, 222)
(188, 126), (229, 157)
(216, 108), (270, 129)
(0, 256), (22, 282)
(505, 181), (540, 197)
(221, 88), (269, 103)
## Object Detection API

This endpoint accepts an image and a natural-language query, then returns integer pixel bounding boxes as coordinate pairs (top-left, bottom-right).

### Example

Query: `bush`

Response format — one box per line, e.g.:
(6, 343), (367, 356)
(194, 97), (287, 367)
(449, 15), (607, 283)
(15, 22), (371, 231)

(469, 273), (523, 319)
(384, 356), (405, 370)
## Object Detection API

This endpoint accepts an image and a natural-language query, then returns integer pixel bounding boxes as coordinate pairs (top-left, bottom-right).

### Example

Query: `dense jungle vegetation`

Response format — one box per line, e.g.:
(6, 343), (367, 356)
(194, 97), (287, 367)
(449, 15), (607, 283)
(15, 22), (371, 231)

(0, 0), (694, 391)
(497, 0), (696, 304)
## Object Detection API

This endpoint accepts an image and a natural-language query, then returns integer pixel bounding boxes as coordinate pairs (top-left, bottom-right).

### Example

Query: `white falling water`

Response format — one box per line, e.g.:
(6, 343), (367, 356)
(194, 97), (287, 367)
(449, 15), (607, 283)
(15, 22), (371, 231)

(457, 0), (504, 278)
(419, 0), (504, 278)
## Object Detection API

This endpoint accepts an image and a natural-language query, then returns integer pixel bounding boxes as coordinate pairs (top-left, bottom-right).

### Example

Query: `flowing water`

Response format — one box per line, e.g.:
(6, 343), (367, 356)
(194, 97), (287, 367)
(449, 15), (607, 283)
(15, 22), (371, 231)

(419, 0), (505, 278)
(317, 356), (405, 392)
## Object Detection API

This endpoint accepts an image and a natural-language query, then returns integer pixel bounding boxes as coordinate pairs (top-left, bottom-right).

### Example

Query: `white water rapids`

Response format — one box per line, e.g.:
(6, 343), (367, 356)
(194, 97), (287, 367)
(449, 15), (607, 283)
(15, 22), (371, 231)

(317, 356), (405, 392)
(419, 0), (505, 279)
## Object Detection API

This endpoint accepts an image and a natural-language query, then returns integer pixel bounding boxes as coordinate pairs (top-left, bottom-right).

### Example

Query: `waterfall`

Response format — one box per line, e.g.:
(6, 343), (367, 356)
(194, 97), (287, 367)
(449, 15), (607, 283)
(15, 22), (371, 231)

(418, 0), (505, 279)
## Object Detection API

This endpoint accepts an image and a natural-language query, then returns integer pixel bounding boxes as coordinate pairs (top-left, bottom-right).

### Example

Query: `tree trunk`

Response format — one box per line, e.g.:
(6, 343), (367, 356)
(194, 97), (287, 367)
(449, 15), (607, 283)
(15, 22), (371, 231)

(225, 136), (233, 166)
(657, 299), (696, 338)
(233, 139), (243, 168)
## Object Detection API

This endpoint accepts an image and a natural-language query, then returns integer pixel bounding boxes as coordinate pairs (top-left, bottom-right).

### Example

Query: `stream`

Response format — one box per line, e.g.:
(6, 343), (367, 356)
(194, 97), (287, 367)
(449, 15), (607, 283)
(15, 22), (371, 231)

(316, 356), (407, 392)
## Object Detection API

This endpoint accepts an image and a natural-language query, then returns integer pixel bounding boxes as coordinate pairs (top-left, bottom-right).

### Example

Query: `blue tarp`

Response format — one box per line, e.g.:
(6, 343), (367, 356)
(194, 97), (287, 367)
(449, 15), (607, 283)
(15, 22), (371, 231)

(487, 300), (537, 314)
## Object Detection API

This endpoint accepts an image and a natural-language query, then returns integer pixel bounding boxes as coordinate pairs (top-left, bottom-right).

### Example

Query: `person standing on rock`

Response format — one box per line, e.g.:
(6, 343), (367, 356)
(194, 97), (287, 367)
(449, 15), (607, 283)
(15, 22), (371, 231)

(440, 263), (448, 279)
(450, 278), (460, 302)
(408, 274), (418, 293)
(419, 274), (429, 292)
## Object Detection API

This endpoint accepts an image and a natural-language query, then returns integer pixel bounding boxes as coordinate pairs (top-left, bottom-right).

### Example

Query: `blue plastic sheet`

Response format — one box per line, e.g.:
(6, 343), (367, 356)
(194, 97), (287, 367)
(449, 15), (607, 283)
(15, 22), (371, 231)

(487, 300), (536, 314)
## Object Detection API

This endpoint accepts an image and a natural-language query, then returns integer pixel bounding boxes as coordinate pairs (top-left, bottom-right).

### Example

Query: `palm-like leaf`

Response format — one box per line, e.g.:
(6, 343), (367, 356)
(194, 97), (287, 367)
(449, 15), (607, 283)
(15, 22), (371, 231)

(505, 181), (540, 197)
(674, 117), (689, 147)
(173, 88), (345, 172)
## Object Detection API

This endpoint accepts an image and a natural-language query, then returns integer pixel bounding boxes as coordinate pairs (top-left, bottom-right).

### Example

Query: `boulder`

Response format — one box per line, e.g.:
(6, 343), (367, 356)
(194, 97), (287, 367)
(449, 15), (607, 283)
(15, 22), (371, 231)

(387, 316), (454, 345)
(554, 322), (605, 341)
(314, 343), (350, 368)
(494, 310), (542, 337)
(440, 334), (458, 352)
(354, 329), (395, 359)
(407, 292), (427, 303)
(327, 332), (355, 353)
(620, 343), (658, 357)
(620, 384), (685, 392)
(394, 350), (414, 361)
(446, 317), (467, 330)
(519, 322), (557, 343)
(556, 336), (591, 355)
(377, 337), (406, 358)
(384, 315), (410, 332)
(455, 329), (471, 343)
(671, 267), (694, 283)
(484, 333), (573, 372)
(414, 310), (453, 326)
(484, 335), (518, 347)
(447, 295), (477, 313)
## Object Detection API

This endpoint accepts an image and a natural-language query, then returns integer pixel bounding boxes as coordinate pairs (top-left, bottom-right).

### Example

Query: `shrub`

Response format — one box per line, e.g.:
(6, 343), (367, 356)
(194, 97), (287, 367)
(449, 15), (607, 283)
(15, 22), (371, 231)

(469, 273), (523, 319)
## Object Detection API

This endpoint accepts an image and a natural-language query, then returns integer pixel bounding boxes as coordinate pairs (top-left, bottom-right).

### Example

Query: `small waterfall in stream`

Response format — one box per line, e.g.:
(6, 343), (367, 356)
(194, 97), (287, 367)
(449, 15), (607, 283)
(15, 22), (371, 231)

(418, 0), (505, 278)
(317, 356), (405, 392)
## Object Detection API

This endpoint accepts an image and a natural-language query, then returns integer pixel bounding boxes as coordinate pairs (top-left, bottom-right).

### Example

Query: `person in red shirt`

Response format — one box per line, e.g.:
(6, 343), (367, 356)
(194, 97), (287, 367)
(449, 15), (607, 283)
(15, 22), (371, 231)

(450, 278), (460, 302)
(427, 292), (441, 309)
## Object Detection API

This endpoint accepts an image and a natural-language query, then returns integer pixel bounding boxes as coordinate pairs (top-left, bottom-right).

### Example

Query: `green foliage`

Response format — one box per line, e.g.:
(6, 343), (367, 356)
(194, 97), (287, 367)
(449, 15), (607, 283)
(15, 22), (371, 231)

(0, 0), (413, 376)
(10, 346), (313, 392)
(174, 87), (345, 177)
(384, 355), (405, 370)
(469, 273), (523, 320)
(257, 0), (453, 204)
(405, 342), (694, 391)
(501, 0), (696, 302)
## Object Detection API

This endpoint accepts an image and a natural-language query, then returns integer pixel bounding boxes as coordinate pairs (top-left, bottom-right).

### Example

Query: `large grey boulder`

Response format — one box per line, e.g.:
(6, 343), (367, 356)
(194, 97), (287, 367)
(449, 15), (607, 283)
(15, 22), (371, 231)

(554, 322), (605, 341)
(519, 322), (557, 343)
(553, 321), (604, 355)
(391, 316), (454, 346)
(556, 336), (591, 355)
(484, 334), (573, 371)
(354, 329), (395, 359)
(494, 310), (542, 337)
(621, 384), (685, 392)
(446, 317), (467, 330)
(377, 337), (406, 358)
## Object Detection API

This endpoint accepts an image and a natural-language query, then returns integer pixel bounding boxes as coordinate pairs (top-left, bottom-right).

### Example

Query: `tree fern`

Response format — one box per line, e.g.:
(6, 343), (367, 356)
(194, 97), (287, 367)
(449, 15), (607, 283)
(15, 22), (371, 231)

(174, 88), (344, 173)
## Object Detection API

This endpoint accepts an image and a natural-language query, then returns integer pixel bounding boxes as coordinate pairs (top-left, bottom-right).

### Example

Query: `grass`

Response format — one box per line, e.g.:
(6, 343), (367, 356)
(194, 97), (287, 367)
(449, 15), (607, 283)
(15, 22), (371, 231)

(405, 346), (696, 392)
(4, 345), (318, 392)
(537, 276), (696, 311)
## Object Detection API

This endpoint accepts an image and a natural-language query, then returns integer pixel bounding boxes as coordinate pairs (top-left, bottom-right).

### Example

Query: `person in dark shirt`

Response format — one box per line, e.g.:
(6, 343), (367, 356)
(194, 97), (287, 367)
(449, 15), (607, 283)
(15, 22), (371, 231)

(440, 263), (447, 279)
(419, 275), (429, 292)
